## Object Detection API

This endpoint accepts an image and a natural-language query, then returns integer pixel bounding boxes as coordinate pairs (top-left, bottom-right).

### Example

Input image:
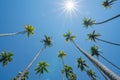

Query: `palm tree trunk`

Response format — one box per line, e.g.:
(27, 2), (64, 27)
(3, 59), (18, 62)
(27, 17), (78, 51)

(94, 63), (109, 80)
(0, 31), (27, 37)
(94, 14), (120, 25)
(71, 40), (120, 80)
(61, 58), (65, 80)
(96, 38), (120, 46)
(17, 46), (45, 80)
(99, 54), (120, 70)
(109, 0), (116, 4)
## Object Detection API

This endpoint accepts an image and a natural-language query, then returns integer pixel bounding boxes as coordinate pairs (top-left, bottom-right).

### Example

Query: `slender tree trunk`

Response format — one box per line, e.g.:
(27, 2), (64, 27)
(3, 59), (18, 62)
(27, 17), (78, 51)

(99, 54), (120, 70)
(17, 46), (45, 80)
(94, 14), (120, 25)
(95, 38), (120, 46)
(61, 58), (65, 80)
(71, 40), (120, 80)
(94, 63), (109, 80)
(0, 31), (27, 37)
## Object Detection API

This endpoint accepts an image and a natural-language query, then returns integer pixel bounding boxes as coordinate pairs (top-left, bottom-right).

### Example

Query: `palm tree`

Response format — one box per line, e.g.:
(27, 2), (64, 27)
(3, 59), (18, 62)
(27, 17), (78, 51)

(83, 14), (120, 28)
(11, 71), (29, 80)
(58, 50), (67, 80)
(35, 61), (49, 79)
(0, 25), (35, 37)
(90, 45), (120, 70)
(63, 64), (77, 80)
(77, 56), (89, 71)
(88, 30), (120, 46)
(63, 31), (120, 80)
(102, 0), (117, 8)
(86, 69), (97, 80)
(0, 51), (13, 67)
(17, 35), (52, 80)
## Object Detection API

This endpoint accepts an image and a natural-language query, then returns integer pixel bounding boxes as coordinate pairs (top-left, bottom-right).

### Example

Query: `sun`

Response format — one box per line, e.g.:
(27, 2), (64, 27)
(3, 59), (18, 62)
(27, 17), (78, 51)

(60, 0), (80, 17)
(65, 1), (75, 10)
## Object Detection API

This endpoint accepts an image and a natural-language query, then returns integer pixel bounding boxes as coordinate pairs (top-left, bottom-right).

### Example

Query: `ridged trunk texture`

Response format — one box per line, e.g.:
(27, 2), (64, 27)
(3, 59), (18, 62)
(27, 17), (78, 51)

(72, 40), (120, 80)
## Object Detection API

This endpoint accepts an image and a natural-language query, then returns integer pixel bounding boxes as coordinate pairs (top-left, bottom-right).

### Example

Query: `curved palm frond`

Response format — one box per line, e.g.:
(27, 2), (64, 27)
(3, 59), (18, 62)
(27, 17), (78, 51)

(86, 69), (97, 80)
(58, 50), (67, 58)
(82, 18), (96, 28)
(35, 61), (49, 75)
(77, 56), (89, 71)
(0, 51), (13, 67)
(24, 25), (35, 37)
(41, 35), (52, 48)
(63, 31), (76, 42)
(90, 45), (100, 58)
(87, 30), (101, 42)
(102, 0), (117, 8)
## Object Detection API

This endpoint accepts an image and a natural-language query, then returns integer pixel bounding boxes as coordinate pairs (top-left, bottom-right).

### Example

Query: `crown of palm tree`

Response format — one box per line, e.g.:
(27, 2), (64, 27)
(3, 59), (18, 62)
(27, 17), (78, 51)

(41, 35), (52, 48)
(90, 46), (101, 58)
(0, 51), (13, 67)
(63, 31), (76, 42)
(87, 30), (101, 42)
(77, 57), (89, 71)
(63, 64), (76, 80)
(11, 71), (29, 80)
(68, 73), (77, 80)
(24, 25), (35, 37)
(83, 18), (96, 28)
(86, 69), (97, 80)
(58, 50), (67, 58)
(35, 61), (49, 74)
(102, 0), (116, 8)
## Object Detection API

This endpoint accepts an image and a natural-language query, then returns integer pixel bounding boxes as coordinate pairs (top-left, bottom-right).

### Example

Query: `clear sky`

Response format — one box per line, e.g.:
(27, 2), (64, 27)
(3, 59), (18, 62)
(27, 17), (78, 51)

(0, 0), (120, 80)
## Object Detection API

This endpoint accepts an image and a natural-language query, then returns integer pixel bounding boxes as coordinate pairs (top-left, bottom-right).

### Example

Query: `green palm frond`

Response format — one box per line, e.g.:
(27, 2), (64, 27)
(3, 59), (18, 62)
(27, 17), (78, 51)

(90, 45), (100, 58)
(83, 18), (96, 28)
(77, 56), (89, 71)
(41, 35), (52, 48)
(102, 0), (116, 8)
(87, 30), (101, 42)
(24, 25), (35, 37)
(86, 69), (97, 80)
(58, 50), (67, 58)
(35, 61), (49, 75)
(0, 51), (13, 67)
(63, 31), (76, 42)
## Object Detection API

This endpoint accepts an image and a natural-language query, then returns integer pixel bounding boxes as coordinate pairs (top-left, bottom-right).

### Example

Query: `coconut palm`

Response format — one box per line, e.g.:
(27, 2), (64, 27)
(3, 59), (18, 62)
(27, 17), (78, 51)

(77, 56), (89, 71)
(11, 71), (29, 80)
(88, 30), (120, 46)
(86, 69), (97, 80)
(0, 25), (35, 37)
(63, 64), (77, 80)
(17, 35), (52, 80)
(83, 14), (120, 28)
(90, 45), (120, 70)
(58, 50), (67, 80)
(63, 31), (120, 80)
(102, 0), (117, 8)
(35, 61), (49, 79)
(0, 51), (13, 67)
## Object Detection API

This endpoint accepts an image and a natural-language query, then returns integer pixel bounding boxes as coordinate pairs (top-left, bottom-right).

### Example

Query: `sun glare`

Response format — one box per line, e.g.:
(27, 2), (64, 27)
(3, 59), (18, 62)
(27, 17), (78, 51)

(60, 0), (80, 17)
(65, 1), (75, 10)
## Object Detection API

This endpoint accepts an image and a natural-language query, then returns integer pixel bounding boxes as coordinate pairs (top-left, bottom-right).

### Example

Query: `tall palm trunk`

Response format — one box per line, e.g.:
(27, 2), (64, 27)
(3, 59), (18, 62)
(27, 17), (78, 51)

(17, 46), (45, 80)
(71, 40), (120, 80)
(99, 54), (120, 70)
(95, 38), (120, 46)
(61, 58), (65, 80)
(0, 31), (27, 37)
(94, 14), (120, 25)
(94, 63), (109, 80)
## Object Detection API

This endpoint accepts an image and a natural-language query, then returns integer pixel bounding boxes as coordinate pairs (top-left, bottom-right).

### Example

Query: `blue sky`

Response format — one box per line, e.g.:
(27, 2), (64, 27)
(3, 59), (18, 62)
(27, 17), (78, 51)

(0, 0), (120, 80)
